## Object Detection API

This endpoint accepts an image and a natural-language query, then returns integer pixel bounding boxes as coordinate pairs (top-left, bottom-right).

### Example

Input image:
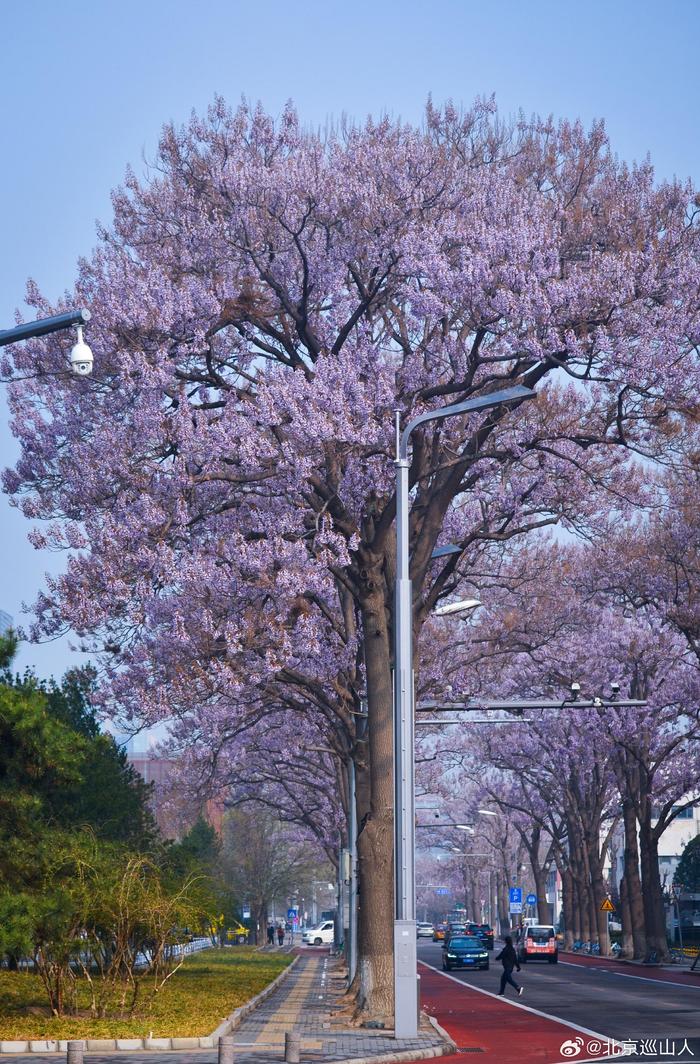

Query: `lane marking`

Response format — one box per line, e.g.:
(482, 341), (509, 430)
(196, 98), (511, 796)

(559, 960), (700, 991)
(419, 959), (623, 1047)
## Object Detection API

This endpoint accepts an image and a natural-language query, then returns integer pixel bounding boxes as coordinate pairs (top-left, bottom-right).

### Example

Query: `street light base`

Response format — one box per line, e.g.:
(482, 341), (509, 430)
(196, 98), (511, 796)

(394, 920), (418, 1038)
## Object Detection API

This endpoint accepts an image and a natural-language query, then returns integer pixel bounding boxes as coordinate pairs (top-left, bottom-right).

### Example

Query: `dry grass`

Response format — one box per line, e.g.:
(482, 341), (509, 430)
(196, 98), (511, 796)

(0, 948), (292, 1039)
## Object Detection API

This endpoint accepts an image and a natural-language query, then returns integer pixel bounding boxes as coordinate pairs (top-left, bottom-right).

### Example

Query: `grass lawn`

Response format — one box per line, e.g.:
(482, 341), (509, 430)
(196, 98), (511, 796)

(0, 948), (293, 1040)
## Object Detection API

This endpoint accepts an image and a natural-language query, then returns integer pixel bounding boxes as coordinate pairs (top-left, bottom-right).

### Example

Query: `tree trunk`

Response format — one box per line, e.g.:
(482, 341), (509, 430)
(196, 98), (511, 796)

(639, 817), (670, 962)
(355, 591), (395, 1021)
(621, 800), (646, 958)
(533, 866), (550, 924)
(561, 868), (575, 950)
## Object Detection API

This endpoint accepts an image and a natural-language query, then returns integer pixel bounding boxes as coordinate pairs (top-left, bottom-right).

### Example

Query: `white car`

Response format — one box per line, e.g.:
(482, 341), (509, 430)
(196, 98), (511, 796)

(417, 922), (434, 938)
(302, 920), (335, 945)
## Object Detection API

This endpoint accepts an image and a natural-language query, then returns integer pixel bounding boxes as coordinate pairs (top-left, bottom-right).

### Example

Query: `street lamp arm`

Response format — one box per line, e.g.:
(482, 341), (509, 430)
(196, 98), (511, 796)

(398, 385), (537, 459)
(0, 309), (91, 348)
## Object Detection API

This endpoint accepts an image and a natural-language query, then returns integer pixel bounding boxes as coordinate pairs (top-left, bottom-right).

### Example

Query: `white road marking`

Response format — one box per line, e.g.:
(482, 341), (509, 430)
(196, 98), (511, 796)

(559, 959), (700, 991)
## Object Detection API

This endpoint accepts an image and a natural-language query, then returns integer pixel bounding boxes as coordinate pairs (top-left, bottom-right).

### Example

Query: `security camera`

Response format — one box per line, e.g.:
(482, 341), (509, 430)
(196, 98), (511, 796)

(570, 681), (581, 701)
(70, 326), (93, 376)
(610, 682), (620, 700)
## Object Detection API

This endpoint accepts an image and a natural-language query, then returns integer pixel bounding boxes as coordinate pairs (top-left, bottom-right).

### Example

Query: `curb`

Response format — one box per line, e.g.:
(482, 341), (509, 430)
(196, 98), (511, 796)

(563, 949), (697, 971)
(426, 1014), (458, 1054)
(0, 956), (300, 1055)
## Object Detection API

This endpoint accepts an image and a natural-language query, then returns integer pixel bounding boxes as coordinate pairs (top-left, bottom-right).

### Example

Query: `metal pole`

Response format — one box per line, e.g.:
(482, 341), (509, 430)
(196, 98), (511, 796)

(338, 833), (344, 952)
(0, 309), (91, 347)
(390, 387), (536, 1039)
(393, 432), (418, 1038)
(349, 756), (358, 984)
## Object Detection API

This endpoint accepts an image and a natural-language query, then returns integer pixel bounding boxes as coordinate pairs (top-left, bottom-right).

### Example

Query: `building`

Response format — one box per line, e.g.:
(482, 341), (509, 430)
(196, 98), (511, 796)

(126, 748), (224, 839)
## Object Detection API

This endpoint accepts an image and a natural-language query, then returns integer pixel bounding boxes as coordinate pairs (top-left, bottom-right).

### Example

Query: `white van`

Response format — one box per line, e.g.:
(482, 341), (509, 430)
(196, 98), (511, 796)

(518, 924), (558, 963)
(302, 920), (335, 945)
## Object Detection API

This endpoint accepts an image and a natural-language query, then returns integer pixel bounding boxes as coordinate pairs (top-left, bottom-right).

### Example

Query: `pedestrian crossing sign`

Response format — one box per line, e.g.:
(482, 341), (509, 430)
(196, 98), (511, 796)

(600, 898), (614, 912)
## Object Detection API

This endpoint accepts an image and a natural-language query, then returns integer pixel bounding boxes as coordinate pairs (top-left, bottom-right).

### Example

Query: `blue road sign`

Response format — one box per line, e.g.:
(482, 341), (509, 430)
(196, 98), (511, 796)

(526, 893), (537, 906)
(509, 887), (522, 904)
(287, 907), (298, 920)
(434, 887), (450, 895)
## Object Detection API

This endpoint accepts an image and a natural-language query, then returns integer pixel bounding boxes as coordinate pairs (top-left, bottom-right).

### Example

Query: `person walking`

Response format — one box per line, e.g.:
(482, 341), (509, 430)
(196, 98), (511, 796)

(277, 924), (285, 947)
(495, 935), (523, 996)
(267, 923), (275, 946)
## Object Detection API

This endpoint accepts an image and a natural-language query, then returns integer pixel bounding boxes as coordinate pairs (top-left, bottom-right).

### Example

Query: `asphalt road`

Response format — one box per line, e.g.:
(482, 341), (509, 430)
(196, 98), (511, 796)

(418, 939), (700, 1056)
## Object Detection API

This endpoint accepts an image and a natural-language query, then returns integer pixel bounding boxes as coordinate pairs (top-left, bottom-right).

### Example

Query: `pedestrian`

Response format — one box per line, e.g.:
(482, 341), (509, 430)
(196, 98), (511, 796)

(277, 924), (285, 946)
(267, 923), (275, 946)
(495, 935), (523, 997)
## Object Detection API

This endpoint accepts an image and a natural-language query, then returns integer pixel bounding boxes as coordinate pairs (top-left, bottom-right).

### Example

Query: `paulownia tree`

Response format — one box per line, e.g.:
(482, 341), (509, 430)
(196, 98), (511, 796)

(4, 97), (700, 1018)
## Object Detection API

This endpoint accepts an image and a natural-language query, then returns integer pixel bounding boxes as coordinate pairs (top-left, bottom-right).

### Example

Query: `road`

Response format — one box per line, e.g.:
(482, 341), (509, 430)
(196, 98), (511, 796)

(417, 939), (700, 1060)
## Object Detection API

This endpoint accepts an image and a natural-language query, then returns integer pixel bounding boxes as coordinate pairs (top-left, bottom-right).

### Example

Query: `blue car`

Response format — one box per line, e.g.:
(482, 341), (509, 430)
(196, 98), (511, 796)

(442, 935), (489, 971)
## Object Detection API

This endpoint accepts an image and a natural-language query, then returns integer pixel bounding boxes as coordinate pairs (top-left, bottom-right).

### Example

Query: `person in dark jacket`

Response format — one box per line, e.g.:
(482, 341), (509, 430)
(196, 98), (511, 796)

(277, 924), (285, 946)
(267, 923), (275, 945)
(495, 935), (523, 996)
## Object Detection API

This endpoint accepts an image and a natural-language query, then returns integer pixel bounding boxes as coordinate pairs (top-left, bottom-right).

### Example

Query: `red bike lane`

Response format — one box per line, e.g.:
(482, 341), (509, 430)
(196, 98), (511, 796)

(560, 950), (700, 987)
(414, 962), (617, 1064)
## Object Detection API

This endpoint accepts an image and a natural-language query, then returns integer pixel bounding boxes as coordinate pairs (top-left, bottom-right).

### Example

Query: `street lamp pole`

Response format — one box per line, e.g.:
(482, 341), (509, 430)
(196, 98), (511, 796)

(392, 384), (536, 1037)
(0, 309), (91, 347)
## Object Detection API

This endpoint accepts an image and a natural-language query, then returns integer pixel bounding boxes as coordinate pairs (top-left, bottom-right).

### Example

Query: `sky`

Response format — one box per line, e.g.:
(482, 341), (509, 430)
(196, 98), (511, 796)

(1, 0), (699, 681)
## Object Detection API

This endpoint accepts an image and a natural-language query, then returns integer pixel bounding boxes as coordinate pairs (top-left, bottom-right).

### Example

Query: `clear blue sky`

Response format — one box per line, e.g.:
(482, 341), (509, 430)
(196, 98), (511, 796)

(1, 0), (698, 679)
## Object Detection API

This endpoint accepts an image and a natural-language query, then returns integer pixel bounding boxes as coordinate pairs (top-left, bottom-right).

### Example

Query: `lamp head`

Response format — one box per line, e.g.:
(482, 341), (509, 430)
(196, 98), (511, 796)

(70, 325), (93, 376)
(570, 681), (581, 701)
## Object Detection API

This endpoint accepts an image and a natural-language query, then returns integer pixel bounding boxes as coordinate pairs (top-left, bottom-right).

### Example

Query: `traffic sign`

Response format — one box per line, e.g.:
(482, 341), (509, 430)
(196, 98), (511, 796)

(434, 887), (450, 895)
(526, 893), (537, 906)
(242, 907), (251, 919)
(287, 907), (298, 920)
(509, 887), (522, 914)
(600, 898), (614, 912)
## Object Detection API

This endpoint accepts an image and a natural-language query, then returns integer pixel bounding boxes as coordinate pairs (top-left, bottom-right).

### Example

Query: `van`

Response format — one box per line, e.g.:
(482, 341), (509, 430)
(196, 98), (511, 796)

(518, 924), (558, 963)
(301, 920), (335, 945)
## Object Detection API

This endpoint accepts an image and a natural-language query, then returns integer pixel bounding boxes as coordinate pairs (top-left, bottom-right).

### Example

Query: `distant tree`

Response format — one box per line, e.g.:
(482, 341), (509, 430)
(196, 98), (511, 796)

(0, 628), (17, 670)
(165, 815), (221, 877)
(222, 806), (320, 944)
(674, 835), (700, 894)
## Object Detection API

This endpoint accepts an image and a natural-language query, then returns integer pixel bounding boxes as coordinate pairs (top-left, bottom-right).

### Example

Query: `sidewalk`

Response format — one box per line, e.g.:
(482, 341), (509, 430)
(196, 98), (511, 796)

(1, 952), (449, 1064)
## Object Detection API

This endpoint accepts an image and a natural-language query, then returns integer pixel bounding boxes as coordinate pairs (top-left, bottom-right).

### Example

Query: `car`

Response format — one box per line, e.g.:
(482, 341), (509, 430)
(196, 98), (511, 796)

(518, 924), (558, 963)
(468, 923), (495, 950)
(442, 935), (490, 971)
(417, 922), (434, 938)
(432, 923), (447, 941)
(301, 920), (335, 945)
(443, 922), (467, 948)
